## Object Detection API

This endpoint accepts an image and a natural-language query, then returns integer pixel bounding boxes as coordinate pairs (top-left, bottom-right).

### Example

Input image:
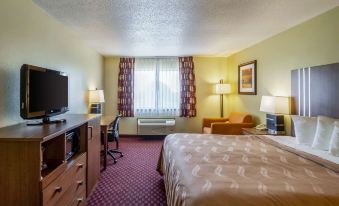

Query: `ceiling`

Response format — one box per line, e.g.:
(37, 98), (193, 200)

(33, 0), (339, 57)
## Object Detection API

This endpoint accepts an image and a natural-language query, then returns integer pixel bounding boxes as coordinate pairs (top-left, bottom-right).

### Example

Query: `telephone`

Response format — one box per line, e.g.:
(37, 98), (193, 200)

(255, 124), (267, 131)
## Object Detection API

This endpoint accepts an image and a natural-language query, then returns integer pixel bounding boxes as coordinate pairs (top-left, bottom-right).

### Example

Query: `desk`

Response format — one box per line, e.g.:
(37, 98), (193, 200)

(100, 116), (115, 170)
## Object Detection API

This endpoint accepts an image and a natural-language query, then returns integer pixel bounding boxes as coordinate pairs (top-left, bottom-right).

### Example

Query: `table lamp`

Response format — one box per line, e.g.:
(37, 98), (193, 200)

(89, 89), (105, 114)
(260, 96), (289, 134)
(215, 79), (231, 117)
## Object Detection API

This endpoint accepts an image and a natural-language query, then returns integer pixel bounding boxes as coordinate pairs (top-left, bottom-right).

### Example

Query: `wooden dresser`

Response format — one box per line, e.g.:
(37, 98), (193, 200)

(0, 114), (101, 206)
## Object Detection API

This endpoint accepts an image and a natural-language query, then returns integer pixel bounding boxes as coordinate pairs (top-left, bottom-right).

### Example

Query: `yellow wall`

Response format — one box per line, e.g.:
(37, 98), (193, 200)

(104, 57), (227, 134)
(8, 0), (335, 134)
(0, 0), (103, 127)
(225, 6), (339, 134)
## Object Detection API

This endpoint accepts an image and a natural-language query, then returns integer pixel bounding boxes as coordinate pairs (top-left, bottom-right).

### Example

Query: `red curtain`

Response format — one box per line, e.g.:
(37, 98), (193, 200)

(118, 58), (135, 117)
(179, 57), (197, 117)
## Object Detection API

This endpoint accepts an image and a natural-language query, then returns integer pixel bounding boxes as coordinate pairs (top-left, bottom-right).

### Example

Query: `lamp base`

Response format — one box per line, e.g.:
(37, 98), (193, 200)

(90, 103), (102, 114)
(266, 114), (285, 135)
(220, 94), (224, 117)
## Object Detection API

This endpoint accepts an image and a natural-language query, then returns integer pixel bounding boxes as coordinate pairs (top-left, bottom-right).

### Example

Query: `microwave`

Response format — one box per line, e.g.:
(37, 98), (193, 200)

(65, 130), (80, 161)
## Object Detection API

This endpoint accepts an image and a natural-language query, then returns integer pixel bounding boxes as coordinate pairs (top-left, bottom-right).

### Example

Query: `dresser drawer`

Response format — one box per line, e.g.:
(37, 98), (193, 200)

(71, 190), (86, 206)
(42, 153), (87, 206)
(56, 170), (86, 206)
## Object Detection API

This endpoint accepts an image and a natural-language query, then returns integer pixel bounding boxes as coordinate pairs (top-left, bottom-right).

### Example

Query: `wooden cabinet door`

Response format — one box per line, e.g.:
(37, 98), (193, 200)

(87, 117), (101, 196)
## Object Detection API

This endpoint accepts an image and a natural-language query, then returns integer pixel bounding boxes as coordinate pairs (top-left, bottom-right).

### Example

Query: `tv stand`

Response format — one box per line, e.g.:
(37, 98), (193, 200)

(27, 117), (67, 126)
(0, 114), (101, 206)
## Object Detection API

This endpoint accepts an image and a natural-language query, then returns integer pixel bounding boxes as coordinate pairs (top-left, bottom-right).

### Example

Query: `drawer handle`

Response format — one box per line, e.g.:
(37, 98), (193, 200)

(77, 198), (84, 203)
(76, 163), (84, 168)
(77, 180), (84, 185)
(55, 186), (62, 193)
(88, 126), (93, 140)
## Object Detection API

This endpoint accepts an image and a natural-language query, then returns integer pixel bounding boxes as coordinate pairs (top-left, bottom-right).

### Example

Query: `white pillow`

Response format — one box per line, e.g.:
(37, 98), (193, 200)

(291, 115), (317, 145)
(312, 116), (336, 150)
(329, 122), (339, 156)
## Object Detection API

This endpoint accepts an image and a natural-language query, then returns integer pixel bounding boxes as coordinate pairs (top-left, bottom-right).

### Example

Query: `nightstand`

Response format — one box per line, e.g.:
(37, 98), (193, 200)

(241, 128), (285, 135)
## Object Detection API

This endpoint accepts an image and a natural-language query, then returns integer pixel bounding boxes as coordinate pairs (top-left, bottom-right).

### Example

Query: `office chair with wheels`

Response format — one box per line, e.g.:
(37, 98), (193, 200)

(101, 114), (123, 164)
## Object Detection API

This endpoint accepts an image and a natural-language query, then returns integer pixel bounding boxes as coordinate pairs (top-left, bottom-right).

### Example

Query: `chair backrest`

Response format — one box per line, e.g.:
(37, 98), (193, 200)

(104, 115), (122, 143)
(111, 114), (122, 132)
(229, 112), (253, 123)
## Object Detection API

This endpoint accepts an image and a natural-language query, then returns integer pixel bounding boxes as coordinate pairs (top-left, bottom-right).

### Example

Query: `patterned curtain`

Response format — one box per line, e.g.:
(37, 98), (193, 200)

(179, 57), (197, 117)
(118, 57), (135, 117)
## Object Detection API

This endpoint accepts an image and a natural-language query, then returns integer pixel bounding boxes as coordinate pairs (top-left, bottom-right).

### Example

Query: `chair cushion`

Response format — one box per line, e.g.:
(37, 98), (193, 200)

(229, 112), (252, 123)
(203, 127), (212, 134)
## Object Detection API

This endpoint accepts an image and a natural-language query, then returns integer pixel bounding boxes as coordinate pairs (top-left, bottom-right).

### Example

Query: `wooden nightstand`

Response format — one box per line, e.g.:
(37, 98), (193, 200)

(241, 128), (285, 135)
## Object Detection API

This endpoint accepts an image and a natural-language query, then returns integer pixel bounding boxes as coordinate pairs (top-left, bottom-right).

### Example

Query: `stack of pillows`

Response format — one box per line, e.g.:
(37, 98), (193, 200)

(292, 115), (339, 156)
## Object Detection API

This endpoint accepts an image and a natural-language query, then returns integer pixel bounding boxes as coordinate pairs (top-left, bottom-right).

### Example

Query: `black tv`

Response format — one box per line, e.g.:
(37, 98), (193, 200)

(20, 64), (69, 124)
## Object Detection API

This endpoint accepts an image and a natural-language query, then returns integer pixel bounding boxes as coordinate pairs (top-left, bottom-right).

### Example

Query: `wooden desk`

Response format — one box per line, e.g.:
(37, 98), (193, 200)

(100, 116), (115, 170)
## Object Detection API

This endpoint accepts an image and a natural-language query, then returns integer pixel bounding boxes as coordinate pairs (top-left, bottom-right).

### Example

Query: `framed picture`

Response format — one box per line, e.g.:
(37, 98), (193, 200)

(238, 60), (257, 95)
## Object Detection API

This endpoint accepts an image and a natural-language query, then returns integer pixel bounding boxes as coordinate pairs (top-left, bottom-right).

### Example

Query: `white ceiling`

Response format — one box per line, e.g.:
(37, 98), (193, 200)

(33, 0), (339, 57)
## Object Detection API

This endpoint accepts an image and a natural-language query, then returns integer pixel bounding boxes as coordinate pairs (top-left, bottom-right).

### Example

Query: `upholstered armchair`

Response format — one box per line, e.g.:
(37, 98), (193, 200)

(202, 112), (254, 135)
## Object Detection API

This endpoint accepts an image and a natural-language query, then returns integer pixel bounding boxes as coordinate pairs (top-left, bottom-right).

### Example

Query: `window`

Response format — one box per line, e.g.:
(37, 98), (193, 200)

(134, 58), (180, 116)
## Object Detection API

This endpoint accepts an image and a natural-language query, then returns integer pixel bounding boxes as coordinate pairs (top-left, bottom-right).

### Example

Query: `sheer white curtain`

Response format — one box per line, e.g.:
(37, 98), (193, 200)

(134, 58), (180, 116)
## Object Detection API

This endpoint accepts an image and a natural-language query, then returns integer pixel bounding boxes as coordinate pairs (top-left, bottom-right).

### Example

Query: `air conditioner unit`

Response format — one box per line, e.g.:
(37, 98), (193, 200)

(137, 118), (175, 135)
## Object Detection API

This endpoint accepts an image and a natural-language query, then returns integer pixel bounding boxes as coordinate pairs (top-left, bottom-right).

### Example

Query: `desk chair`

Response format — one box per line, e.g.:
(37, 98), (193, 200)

(101, 114), (123, 164)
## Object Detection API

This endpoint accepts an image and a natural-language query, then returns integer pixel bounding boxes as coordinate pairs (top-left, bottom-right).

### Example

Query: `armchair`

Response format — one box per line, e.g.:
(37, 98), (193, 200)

(202, 112), (254, 135)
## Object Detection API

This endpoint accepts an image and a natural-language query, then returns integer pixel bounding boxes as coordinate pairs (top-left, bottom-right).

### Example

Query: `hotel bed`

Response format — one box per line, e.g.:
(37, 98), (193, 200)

(157, 63), (339, 206)
(157, 133), (339, 206)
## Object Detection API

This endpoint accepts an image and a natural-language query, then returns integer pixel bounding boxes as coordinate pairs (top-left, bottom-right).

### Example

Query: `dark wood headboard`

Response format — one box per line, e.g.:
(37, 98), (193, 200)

(291, 62), (339, 118)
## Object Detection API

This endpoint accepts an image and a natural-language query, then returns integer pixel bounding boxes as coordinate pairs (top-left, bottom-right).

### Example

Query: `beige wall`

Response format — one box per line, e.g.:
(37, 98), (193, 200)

(104, 57), (227, 134)
(12, 0), (335, 135)
(225, 6), (339, 134)
(0, 0), (103, 127)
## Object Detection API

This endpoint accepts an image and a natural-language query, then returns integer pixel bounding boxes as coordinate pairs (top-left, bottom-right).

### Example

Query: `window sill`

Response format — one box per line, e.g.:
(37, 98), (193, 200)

(135, 115), (179, 118)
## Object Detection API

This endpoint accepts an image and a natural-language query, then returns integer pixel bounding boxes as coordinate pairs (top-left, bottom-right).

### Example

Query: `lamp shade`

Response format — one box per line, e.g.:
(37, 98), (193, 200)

(89, 90), (105, 103)
(215, 83), (231, 94)
(260, 96), (289, 114)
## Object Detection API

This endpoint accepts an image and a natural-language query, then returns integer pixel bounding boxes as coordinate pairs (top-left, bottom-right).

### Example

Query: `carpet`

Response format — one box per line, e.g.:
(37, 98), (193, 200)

(86, 137), (167, 206)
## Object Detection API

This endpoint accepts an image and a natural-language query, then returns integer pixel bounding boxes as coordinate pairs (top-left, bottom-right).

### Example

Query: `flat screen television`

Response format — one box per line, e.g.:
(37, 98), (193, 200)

(20, 64), (69, 124)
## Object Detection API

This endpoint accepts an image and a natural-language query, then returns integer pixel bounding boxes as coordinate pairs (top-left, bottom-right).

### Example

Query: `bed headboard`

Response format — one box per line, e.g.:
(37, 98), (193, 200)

(291, 62), (339, 118)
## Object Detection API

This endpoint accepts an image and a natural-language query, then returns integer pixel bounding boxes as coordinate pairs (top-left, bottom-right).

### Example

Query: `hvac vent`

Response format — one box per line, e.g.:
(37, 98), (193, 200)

(137, 118), (175, 135)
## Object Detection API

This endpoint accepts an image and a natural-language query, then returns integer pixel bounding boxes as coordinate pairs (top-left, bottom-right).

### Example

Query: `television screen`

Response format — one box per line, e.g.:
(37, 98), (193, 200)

(20, 64), (69, 120)
(29, 69), (68, 112)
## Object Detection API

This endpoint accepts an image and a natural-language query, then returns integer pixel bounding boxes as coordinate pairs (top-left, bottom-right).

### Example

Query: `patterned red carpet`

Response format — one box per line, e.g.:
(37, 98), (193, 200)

(86, 137), (167, 206)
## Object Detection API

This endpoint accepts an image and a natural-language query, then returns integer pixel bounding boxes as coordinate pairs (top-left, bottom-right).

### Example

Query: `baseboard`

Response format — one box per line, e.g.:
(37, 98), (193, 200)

(120, 134), (166, 139)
